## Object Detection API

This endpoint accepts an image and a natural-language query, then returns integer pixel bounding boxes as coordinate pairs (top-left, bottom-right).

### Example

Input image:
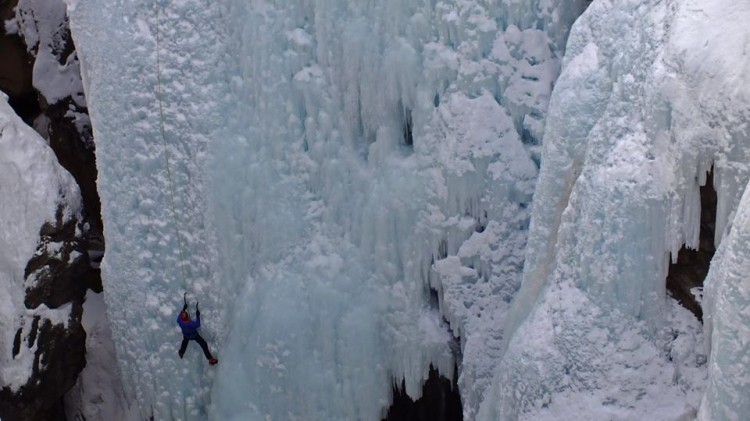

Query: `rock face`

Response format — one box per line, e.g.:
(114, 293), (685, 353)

(2, 0), (101, 242)
(0, 209), (89, 421)
(1, 0), (102, 419)
(0, 0), (35, 121)
(0, 93), (88, 420)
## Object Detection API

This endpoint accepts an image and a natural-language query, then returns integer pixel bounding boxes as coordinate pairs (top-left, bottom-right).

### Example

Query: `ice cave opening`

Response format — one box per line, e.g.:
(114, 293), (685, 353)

(666, 169), (717, 321)
(384, 364), (462, 421)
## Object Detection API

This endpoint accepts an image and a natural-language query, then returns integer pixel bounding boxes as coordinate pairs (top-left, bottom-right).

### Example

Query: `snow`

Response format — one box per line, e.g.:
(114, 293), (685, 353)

(7, 0), (86, 106)
(0, 93), (82, 391)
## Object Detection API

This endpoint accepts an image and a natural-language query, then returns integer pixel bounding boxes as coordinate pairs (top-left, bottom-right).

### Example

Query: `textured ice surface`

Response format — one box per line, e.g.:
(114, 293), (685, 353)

(68, 0), (585, 418)
(481, 0), (750, 419)
(701, 185), (750, 420)
(0, 94), (82, 390)
(68, 0), (224, 417)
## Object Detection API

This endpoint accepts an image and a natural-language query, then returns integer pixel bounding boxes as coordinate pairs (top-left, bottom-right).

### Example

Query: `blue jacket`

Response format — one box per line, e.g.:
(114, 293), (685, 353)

(177, 314), (201, 338)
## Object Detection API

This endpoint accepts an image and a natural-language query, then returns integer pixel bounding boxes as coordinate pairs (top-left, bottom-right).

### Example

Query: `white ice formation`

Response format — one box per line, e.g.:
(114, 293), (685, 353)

(480, 0), (750, 419)
(64, 0), (750, 419)
(66, 0), (586, 418)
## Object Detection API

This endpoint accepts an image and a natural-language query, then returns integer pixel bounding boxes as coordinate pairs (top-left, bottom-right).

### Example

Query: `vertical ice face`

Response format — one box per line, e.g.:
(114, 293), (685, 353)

(689, 1), (750, 418)
(482, 0), (750, 419)
(701, 183), (750, 420)
(67, 0), (225, 417)
(68, 0), (585, 419)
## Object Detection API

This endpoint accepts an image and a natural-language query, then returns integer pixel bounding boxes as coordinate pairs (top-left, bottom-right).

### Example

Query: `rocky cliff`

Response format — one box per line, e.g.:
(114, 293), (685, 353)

(0, 0), (102, 419)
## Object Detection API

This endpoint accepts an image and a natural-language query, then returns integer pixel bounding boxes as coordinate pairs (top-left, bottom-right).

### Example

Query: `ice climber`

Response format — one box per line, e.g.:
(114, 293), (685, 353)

(177, 297), (218, 365)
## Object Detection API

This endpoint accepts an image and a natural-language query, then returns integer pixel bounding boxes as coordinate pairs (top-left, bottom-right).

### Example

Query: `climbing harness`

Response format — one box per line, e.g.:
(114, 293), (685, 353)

(154, 4), (190, 287)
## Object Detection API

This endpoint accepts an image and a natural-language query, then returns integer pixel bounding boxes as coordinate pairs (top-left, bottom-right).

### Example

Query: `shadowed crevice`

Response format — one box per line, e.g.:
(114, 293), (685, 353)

(383, 365), (462, 421)
(666, 169), (717, 321)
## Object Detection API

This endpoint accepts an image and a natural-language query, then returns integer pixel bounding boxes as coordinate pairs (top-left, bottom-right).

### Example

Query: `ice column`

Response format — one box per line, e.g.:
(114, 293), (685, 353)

(700, 182), (750, 420)
(67, 0), (225, 417)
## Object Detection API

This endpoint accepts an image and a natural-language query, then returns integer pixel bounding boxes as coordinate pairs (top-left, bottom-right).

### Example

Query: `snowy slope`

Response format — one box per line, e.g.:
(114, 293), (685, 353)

(479, 0), (750, 419)
(0, 93), (82, 400)
(67, 0), (586, 419)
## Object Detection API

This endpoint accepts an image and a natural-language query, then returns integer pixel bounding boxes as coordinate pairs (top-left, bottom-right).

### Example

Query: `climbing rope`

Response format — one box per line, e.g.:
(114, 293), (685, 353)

(154, 4), (190, 287)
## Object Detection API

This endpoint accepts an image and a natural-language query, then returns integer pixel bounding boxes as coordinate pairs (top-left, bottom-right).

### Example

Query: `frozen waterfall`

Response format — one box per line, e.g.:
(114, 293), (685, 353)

(63, 0), (750, 418)
(67, 0), (584, 419)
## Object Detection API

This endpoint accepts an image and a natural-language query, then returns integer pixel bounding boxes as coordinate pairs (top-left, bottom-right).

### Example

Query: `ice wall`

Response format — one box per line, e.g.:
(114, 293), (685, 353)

(67, 0), (225, 417)
(480, 0), (750, 419)
(700, 188), (750, 420)
(68, 0), (585, 419)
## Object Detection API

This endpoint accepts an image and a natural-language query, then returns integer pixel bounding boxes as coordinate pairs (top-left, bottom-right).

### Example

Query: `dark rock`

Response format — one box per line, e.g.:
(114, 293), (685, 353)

(0, 205), (88, 421)
(0, 0), (38, 125)
(24, 206), (90, 309)
(0, 308), (86, 421)
(384, 365), (463, 421)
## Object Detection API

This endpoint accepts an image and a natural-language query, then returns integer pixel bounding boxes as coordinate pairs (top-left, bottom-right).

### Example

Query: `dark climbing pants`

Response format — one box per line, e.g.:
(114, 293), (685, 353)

(179, 334), (213, 360)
